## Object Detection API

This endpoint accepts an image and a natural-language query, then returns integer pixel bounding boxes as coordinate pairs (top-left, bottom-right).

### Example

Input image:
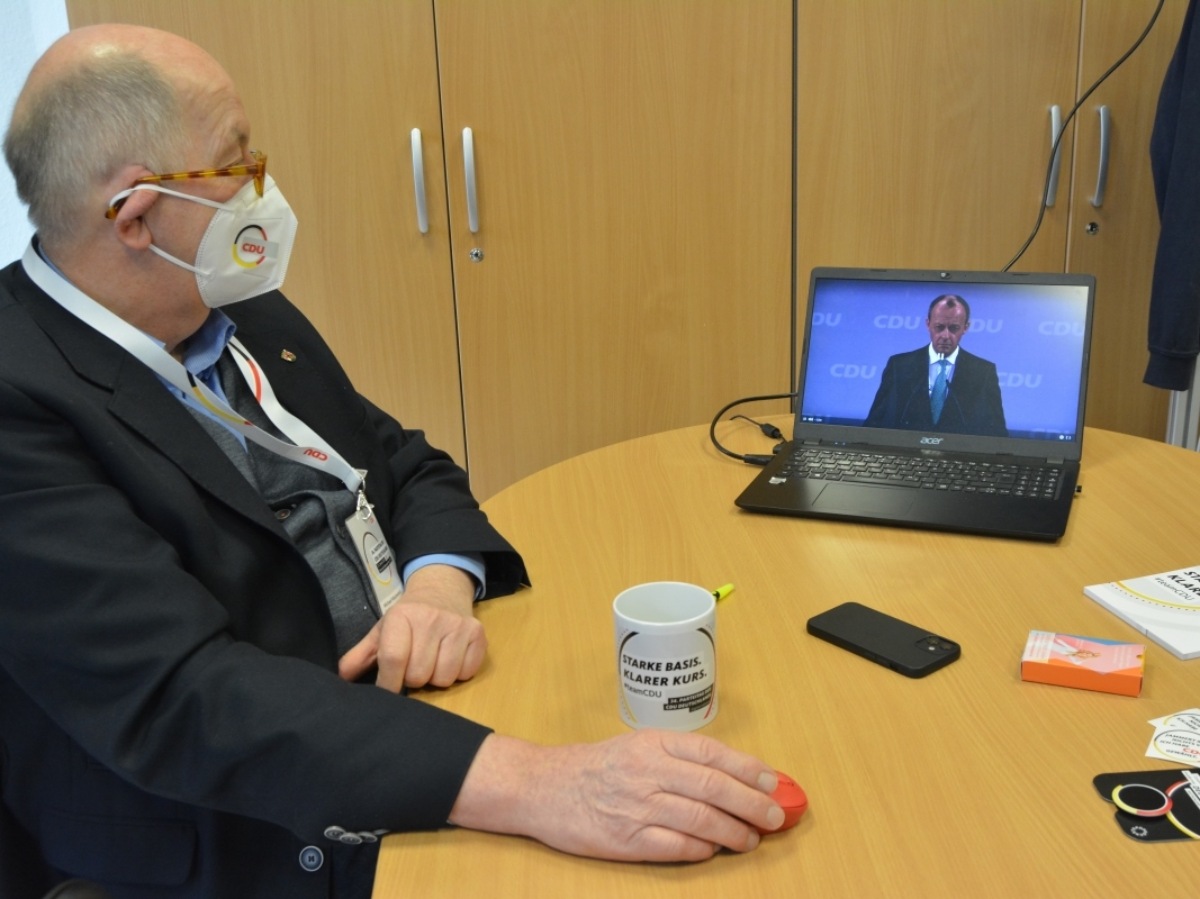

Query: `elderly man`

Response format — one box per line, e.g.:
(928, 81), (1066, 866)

(0, 24), (784, 899)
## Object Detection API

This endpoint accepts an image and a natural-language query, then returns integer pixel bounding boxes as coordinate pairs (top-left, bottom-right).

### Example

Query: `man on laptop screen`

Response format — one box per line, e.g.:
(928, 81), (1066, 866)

(864, 294), (1007, 437)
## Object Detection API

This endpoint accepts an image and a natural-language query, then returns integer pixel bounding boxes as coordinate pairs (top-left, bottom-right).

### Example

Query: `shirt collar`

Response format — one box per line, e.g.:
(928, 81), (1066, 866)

(927, 344), (961, 365)
(178, 309), (238, 378)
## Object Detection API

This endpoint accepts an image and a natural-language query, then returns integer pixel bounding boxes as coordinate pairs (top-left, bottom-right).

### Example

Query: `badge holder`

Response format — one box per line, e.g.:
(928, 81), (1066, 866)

(344, 483), (403, 616)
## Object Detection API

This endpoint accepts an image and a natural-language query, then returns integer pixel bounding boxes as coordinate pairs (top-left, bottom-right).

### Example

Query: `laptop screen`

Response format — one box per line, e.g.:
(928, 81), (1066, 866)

(795, 268), (1095, 458)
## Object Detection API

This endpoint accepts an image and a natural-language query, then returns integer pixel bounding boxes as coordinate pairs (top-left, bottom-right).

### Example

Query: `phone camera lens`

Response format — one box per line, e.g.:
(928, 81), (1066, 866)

(917, 635), (953, 652)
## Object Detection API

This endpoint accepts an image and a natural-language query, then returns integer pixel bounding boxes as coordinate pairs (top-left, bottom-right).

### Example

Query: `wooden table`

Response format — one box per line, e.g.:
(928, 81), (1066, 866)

(375, 422), (1199, 897)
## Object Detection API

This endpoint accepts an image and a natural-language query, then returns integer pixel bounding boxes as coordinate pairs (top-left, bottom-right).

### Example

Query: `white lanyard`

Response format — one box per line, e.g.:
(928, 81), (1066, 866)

(21, 242), (365, 496)
(24, 242), (403, 612)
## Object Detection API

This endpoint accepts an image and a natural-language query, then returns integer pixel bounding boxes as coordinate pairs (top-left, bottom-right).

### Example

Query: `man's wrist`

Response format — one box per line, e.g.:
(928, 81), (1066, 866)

(447, 734), (541, 836)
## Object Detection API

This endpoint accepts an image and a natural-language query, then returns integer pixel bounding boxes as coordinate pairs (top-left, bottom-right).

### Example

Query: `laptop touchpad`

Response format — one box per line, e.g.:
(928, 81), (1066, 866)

(813, 483), (916, 516)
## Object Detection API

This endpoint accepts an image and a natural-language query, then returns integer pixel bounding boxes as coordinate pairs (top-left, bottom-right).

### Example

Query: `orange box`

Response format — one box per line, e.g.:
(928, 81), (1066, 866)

(1020, 630), (1144, 697)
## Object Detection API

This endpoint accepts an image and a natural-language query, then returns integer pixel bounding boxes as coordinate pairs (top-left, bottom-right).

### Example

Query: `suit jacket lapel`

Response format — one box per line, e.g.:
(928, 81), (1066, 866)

(16, 271), (287, 535)
(105, 362), (287, 534)
(903, 349), (934, 426)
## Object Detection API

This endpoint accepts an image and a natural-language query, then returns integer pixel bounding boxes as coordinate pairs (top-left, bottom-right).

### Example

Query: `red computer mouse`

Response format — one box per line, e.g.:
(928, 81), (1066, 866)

(759, 770), (808, 834)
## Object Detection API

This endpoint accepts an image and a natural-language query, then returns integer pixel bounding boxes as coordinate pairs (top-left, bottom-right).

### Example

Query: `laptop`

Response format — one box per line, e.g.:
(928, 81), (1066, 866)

(735, 267), (1096, 541)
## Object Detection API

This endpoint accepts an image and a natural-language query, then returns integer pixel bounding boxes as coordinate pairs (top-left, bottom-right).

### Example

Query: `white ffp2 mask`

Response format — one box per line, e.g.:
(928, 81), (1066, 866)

(108, 174), (298, 307)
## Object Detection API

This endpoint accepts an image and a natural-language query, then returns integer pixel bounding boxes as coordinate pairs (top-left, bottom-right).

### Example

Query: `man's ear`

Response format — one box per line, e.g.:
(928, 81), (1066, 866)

(110, 187), (160, 250)
(105, 164), (161, 250)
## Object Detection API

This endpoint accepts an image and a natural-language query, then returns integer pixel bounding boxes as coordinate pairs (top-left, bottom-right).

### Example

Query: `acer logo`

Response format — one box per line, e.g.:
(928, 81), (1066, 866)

(919, 437), (944, 445)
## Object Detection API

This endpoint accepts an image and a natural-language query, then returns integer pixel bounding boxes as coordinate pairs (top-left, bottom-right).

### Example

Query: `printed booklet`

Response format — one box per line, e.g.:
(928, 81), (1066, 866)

(1084, 566), (1200, 660)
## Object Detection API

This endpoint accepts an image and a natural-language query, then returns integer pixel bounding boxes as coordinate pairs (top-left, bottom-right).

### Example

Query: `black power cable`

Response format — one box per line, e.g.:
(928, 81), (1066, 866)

(709, 392), (795, 465)
(1003, 0), (1167, 271)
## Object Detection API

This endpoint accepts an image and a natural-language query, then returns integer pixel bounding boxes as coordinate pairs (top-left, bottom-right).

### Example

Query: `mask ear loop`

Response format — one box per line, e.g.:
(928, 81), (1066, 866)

(107, 183), (238, 276)
(145, 241), (202, 275)
(108, 182), (232, 213)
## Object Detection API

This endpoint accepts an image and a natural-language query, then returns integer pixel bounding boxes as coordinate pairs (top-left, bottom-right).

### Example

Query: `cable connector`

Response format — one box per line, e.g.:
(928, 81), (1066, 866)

(731, 414), (783, 440)
(708, 391), (796, 465)
(742, 454), (775, 466)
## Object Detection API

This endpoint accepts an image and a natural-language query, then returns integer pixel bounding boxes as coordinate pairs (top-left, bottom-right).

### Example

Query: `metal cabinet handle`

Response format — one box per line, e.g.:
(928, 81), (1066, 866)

(1045, 105), (1063, 208)
(463, 127), (479, 233)
(410, 129), (429, 234)
(1091, 105), (1111, 208)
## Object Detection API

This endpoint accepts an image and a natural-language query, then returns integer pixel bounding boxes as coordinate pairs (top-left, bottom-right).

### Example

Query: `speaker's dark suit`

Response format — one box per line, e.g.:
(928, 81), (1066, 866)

(0, 258), (527, 899)
(863, 346), (1007, 437)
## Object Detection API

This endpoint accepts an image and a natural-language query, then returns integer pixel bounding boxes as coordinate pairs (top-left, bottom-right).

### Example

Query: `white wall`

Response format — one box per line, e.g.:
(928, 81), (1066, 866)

(1, 0), (69, 263)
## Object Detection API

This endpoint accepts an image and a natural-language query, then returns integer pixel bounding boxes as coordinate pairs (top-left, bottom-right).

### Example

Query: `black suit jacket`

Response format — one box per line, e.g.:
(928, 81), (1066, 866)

(0, 259), (527, 899)
(863, 346), (1007, 437)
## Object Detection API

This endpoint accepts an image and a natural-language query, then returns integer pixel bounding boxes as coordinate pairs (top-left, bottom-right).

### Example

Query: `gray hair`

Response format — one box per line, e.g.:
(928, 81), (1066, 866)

(3, 52), (185, 244)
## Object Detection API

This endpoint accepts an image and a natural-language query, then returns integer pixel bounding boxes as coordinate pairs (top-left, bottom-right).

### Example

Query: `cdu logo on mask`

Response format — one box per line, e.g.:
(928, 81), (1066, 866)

(232, 224), (275, 269)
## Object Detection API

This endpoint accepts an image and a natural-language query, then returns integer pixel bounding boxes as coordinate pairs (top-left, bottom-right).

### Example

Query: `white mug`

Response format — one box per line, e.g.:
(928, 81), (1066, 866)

(613, 581), (717, 731)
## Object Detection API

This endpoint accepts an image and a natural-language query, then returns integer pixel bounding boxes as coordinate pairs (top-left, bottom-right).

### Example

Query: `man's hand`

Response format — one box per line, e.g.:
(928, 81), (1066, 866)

(448, 730), (787, 861)
(338, 564), (486, 691)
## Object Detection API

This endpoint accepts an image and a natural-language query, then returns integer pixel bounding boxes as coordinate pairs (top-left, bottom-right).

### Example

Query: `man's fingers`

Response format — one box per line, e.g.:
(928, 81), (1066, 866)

(339, 598), (487, 690)
(337, 623), (380, 682)
(422, 625), (487, 687)
(375, 615), (414, 693)
(620, 823), (726, 863)
(650, 732), (784, 836)
(459, 632), (487, 680)
(398, 625), (437, 687)
(659, 730), (780, 791)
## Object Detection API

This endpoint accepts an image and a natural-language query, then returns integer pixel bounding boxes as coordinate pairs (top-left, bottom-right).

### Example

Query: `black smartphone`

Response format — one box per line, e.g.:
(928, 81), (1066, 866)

(806, 602), (961, 678)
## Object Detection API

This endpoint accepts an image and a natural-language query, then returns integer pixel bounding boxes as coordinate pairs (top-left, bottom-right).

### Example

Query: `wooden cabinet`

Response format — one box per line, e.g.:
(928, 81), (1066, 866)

(435, 1), (793, 498)
(795, 1), (1079, 274)
(795, 0), (1187, 441)
(69, 0), (795, 500)
(66, 0), (1183, 500)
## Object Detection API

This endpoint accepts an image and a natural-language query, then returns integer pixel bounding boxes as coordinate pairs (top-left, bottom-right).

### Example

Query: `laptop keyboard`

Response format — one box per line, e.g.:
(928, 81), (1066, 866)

(778, 448), (1063, 500)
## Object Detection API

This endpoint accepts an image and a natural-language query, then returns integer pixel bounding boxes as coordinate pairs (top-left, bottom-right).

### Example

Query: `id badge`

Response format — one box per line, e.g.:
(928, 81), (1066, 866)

(345, 492), (403, 615)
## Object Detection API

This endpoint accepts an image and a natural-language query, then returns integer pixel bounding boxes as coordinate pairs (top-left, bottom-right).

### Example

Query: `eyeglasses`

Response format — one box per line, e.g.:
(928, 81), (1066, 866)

(105, 149), (267, 219)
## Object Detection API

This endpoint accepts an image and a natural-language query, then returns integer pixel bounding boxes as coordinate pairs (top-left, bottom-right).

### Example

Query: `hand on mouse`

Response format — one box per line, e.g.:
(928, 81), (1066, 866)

(448, 729), (786, 861)
(756, 770), (808, 834)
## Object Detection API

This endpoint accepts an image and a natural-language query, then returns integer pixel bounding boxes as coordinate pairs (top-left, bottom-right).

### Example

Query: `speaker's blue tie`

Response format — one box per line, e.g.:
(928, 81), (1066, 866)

(931, 359), (949, 424)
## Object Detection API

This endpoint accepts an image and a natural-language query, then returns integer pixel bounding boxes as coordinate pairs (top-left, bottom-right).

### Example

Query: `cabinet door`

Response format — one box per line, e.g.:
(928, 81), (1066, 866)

(67, 0), (468, 463)
(1065, 0), (1187, 439)
(435, 0), (794, 499)
(795, 0), (1080, 282)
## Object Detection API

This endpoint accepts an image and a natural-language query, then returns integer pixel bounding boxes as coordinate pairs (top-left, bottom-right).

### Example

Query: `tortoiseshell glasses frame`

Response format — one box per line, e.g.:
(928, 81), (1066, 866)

(105, 149), (267, 219)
